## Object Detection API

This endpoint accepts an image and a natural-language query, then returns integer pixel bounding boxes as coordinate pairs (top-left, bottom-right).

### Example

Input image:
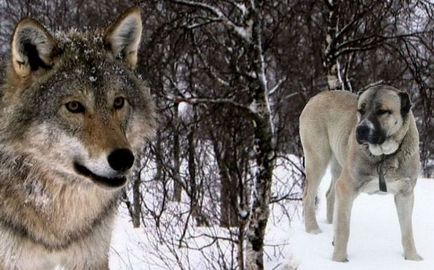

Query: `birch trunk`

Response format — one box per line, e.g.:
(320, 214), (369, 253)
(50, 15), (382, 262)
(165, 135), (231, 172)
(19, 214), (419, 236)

(245, 2), (275, 269)
(324, 0), (340, 90)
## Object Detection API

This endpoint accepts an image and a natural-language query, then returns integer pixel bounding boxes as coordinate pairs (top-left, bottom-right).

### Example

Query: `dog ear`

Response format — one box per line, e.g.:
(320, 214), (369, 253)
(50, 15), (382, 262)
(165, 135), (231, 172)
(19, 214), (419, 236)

(104, 7), (142, 69)
(399, 92), (411, 116)
(11, 18), (58, 78)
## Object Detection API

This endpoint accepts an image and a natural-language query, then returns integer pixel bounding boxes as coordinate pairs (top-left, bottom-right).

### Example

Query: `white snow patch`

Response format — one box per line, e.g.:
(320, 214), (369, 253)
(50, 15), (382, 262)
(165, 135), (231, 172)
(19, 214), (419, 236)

(290, 170), (434, 270)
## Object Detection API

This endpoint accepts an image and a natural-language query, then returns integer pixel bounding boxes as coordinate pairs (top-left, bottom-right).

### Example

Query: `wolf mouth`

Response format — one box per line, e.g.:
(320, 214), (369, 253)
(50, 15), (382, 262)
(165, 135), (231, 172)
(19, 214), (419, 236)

(73, 162), (126, 188)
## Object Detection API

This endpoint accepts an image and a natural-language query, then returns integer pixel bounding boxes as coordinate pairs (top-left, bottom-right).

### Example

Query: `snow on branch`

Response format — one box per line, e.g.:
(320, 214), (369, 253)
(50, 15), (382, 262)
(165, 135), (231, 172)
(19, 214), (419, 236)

(358, 80), (385, 92)
(268, 77), (287, 96)
(172, 0), (252, 42)
(168, 96), (259, 119)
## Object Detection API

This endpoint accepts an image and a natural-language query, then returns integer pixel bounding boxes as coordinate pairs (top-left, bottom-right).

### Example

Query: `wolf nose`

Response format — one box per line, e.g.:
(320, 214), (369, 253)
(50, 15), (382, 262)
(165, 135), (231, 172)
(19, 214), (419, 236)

(108, 149), (135, 172)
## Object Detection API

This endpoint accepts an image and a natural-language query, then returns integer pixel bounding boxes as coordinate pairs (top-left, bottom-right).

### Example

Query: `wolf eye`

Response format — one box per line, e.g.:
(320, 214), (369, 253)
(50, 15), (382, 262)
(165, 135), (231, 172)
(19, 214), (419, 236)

(113, 97), (125, 110)
(65, 101), (85, 113)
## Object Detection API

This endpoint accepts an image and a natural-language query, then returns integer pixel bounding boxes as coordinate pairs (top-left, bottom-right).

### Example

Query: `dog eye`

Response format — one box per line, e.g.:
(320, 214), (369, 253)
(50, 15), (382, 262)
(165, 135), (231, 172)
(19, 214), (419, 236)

(357, 109), (365, 115)
(113, 97), (125, 110)
(377, 110), (391, 115)
(65, 101), (85, 113)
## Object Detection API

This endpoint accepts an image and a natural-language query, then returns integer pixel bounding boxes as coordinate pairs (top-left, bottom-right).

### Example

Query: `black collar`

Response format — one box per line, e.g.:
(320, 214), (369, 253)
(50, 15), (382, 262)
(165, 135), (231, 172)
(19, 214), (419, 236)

(362, 140), (403, 192)
(377, 155), (388, 192)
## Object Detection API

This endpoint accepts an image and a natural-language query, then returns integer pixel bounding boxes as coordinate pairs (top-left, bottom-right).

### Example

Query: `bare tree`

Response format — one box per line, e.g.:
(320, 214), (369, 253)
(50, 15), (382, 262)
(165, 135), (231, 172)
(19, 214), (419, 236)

(0, 1), (433, 269)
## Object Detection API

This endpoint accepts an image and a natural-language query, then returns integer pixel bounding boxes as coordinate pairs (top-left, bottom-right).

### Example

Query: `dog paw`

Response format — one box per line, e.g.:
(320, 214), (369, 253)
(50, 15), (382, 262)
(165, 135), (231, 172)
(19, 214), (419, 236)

(332, 253), (349, 262)
(306, 227), (322, 234)
(405, 253), (423, 261)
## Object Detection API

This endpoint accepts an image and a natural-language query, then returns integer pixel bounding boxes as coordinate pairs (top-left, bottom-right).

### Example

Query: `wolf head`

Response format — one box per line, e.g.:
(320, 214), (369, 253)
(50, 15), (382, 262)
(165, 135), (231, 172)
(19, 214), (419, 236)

(356, 85), (411, 155)
(0, 7), (155, 188)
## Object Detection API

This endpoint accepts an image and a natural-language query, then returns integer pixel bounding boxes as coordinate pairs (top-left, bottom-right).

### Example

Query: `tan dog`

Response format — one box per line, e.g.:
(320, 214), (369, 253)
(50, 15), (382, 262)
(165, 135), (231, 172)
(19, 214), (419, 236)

(299, 85), (421, 262)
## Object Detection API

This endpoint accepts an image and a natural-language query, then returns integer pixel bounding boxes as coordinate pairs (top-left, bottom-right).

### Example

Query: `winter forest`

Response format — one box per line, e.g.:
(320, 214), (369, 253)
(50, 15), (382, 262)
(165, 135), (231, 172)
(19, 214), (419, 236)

(0, 0), (433, 269)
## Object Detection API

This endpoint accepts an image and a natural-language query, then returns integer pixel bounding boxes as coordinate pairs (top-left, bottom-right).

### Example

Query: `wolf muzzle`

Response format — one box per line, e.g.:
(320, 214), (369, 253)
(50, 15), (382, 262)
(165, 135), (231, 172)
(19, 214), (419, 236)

(73, 148), (134, 188)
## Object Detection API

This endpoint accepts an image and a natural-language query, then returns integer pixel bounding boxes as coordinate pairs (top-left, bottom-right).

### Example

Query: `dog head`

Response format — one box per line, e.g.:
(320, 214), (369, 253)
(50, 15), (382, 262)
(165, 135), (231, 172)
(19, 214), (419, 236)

(1, 8), (155, 189)
(355, 85), (411, 156)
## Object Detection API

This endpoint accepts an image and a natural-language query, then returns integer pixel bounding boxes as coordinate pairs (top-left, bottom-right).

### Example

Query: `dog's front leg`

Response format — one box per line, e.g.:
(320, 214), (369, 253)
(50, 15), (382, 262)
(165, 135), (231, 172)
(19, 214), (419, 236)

(332, 175), (356, 262)
(394, 191), (422, 261)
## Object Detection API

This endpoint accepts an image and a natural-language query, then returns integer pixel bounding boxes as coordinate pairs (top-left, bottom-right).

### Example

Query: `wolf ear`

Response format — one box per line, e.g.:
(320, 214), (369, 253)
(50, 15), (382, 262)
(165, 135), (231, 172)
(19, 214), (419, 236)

(104, 7), (142, 69)
(11, 18), (58, 78)
(399, 92), (411, 116)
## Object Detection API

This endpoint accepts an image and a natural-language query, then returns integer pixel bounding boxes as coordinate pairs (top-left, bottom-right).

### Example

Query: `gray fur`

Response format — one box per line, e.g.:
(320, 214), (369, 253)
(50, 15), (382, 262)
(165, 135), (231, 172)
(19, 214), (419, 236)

(0, 7), (155, 270)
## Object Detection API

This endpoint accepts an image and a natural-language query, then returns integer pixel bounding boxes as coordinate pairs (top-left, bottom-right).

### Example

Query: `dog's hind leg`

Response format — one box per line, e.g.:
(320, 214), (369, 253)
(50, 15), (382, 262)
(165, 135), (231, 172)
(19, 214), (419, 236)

(302, 139), (331, 234)
(326, 157), (341, 224)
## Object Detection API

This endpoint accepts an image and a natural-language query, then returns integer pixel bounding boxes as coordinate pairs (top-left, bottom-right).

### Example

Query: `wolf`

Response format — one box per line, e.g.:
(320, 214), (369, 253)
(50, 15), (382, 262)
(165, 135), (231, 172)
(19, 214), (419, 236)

(0, 7), (155, 270)
(300, 85), (421, 262)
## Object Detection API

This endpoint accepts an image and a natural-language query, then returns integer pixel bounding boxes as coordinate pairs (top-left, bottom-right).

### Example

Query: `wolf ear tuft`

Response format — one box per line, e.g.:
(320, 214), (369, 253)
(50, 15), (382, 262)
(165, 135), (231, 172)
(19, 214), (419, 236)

(11, 18), (58, 78)
(399, 92), (411, 116)
(104, 7), (142, 69)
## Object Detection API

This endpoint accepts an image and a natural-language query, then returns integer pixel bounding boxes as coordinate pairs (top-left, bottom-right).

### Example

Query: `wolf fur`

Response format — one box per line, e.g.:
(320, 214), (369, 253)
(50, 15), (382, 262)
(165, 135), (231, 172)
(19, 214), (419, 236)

(0, 7), (155, 270)
(300, 86), (421, 262)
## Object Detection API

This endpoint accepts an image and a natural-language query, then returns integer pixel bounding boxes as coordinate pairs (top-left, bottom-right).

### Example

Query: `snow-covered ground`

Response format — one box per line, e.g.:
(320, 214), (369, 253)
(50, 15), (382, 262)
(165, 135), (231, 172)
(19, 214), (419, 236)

(110, 167), (434, 270)
(291, 175), (434, 270)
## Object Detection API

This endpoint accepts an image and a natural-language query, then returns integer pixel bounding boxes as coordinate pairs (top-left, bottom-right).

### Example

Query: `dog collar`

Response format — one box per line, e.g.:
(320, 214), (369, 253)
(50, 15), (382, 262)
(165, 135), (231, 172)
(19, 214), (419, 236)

(377, 155), (387, 192)
(363, 140), (402, 193)
(375, 139), (404, 192)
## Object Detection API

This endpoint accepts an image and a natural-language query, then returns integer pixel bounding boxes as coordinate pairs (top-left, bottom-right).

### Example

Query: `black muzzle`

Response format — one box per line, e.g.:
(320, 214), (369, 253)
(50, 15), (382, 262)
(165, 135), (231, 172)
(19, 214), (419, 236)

(356, 124), (386, 145)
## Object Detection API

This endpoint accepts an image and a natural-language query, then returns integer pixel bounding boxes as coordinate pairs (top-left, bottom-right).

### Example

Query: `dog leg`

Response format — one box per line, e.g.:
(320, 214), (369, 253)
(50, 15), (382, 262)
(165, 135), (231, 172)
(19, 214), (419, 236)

(325, 183), (335, 224)
(326, 158), (341, 224)
(303, 164), (326, 234)
(303, 148), (330, 234)
(304, 179), (322, 234)
(332, 175), (356, 262)
(394, 191), (422, 261)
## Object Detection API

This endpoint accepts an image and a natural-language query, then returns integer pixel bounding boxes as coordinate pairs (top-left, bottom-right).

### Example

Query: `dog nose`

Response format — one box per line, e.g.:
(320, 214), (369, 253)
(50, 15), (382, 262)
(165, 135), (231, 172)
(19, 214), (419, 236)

(107, 148), (135, 172)
(356, 125), (370, 144)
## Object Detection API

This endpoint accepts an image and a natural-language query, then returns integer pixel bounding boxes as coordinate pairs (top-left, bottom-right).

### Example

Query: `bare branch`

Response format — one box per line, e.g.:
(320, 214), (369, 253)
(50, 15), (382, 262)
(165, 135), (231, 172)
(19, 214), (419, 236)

(172, 0), (252, 41)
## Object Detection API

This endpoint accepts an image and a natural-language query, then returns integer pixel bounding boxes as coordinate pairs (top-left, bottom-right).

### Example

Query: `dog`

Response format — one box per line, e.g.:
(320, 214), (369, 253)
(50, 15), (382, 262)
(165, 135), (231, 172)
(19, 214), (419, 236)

(299, 85), (421, 262)
(0, 7), (155, 270)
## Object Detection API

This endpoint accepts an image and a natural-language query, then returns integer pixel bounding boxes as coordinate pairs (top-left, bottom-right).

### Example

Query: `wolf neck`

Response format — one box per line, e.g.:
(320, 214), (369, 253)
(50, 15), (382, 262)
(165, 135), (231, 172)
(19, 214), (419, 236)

(0, 149), (121, 250)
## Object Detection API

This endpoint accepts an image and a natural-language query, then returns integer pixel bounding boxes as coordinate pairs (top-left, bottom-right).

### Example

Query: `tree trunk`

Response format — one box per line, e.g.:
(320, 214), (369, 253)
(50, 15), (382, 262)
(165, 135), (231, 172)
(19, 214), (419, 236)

(187, 116), (207, 225)
(220, 166), (239, 227)
(173, 103), (182, 202)
(245, 114), (274, 270)
(245, 2), (276, 269)
(212, 134), (239, 227)
(132, 175), (141, 228)
(324, 0), (340, 90)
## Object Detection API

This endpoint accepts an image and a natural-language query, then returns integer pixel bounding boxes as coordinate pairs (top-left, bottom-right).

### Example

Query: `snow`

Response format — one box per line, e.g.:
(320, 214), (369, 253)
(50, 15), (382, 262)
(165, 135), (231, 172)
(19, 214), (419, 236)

(291, 173), (434, 270)
(110, 162), (434, 270)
